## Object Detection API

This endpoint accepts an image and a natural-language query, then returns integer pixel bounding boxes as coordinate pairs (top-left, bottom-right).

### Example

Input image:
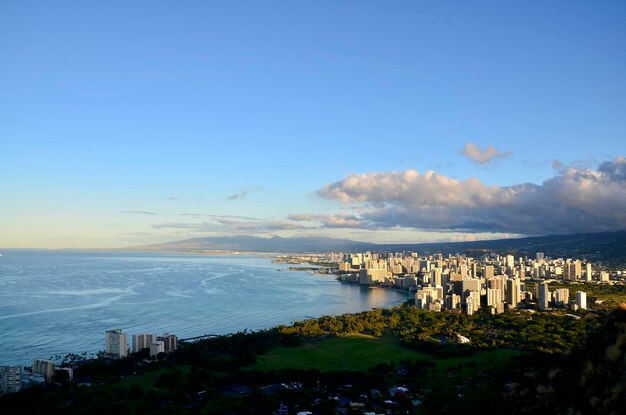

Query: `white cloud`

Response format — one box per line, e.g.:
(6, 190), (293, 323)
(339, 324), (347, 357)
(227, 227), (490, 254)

(462, 143), (511, 164)
(316, 156), (626, 235)
(288, 213), (370, 228)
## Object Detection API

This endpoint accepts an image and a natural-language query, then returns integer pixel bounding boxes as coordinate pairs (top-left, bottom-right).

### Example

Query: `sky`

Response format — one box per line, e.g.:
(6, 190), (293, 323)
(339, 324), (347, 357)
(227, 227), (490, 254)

(1, 1), (625, 248)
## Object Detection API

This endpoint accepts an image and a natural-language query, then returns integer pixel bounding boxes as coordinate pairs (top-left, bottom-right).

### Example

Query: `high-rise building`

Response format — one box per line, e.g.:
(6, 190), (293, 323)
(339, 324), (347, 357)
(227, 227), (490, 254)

(445, 294), (461, 310)
(576, 291), (587, 310)
(32, 359), (55, 382)
(536, 252), (545, 261)
(554, 288), (570, 307)
(574, 260), (582, 279)
(132, 333), (156, 353)
(415, 286), (443, 309)
(487, 288), (502, 308)
(0, 366), (22, 395)
(585, 263), (592, 282)
(465, 291), (480, 315)
(157, 333), (178, 353)
(600, 271), (610, 282)
(538, 283), (550, 311)
(461, 278), (481, 293)
(483, 265), (494, 280)
(430, 268), (442, 286)
(487, 275), (506, 292)
(506, 255), (515, 269)
(506, 278), (521, 309)
(149, 341), (165, 357)
(563, 260), (582, 281)
(105, 329), (128, 358)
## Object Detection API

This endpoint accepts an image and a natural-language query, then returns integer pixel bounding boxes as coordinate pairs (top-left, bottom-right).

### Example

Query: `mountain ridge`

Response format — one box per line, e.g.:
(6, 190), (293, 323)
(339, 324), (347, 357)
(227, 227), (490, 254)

(127, 231), (626, 264)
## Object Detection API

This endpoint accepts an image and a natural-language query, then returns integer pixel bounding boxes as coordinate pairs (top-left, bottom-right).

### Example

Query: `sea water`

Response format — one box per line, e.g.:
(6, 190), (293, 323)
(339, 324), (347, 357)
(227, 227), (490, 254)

(0, 250), (408, 366)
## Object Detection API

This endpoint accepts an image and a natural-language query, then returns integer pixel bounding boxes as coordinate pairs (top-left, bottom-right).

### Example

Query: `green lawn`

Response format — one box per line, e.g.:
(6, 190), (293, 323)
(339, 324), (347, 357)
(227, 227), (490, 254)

(249, 332), (432, 372)
(249, 333), (526, 377)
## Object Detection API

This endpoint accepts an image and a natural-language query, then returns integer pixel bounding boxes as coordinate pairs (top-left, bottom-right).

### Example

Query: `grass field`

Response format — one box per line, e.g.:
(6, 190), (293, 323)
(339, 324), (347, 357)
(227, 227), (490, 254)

(249, 333), (526, 375)
(250, 332), (424, 372)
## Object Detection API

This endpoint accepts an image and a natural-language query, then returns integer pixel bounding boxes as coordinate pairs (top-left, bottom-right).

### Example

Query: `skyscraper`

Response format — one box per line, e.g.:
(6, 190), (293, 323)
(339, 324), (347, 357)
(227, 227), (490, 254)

(576, 291), (587, 310)
(563, 260), (582, 281)
(506, 278), (521, 309)
(105, 329), (128, 358)
(538, 282), (550, 311)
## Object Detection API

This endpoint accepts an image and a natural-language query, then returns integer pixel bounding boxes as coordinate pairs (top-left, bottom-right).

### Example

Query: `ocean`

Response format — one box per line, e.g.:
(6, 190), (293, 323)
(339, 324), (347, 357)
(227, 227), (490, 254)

(0, 250), (408, 366)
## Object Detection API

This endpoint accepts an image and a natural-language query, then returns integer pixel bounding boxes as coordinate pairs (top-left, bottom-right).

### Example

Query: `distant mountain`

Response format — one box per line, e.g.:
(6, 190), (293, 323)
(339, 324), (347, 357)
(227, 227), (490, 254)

(128, 231), (626, 264)
(380, 230), (626, 266)
(128, 235), (377, 254)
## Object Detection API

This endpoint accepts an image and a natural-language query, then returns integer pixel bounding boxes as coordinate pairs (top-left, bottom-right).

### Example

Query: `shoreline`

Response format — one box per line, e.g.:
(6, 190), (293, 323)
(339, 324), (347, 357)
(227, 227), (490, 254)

(0, 253), (407, 368)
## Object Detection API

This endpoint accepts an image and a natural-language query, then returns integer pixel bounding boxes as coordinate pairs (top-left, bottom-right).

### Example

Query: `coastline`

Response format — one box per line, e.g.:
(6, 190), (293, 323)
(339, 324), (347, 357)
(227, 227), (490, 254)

(0, 251), (408, 367)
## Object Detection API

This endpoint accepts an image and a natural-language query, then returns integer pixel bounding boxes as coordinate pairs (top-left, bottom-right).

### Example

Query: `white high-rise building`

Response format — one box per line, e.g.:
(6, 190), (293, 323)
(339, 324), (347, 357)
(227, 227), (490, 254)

(576, 291), (587, 310)
(585, 263), (592, 282)
(465, 291), (480, 315)
(105, 329), (128, 358)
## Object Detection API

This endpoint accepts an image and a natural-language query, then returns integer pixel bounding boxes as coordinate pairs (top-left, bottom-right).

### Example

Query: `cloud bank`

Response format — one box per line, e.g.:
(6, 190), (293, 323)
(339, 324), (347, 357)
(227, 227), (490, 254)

(462, 143), (511, 164)
(316, 156), (626, 235)
(288, 213), (371, 229)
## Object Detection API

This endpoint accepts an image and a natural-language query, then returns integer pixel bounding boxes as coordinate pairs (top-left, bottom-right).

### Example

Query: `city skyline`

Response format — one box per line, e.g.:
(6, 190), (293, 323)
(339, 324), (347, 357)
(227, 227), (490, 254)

(1, 1), (625, 248)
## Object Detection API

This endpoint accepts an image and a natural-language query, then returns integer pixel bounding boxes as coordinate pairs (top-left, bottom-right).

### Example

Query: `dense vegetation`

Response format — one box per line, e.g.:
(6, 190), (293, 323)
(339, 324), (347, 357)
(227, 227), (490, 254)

(278, 306), (601, 355)
(1, 303), (624, 414)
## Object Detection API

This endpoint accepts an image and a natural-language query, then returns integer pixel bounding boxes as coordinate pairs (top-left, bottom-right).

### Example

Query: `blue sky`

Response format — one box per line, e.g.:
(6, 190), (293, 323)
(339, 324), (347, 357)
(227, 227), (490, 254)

(1, 1), (625, 248)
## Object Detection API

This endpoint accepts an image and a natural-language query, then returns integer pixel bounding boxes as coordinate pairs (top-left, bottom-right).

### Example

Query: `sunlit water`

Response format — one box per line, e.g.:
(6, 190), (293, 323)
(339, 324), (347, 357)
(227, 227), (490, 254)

(0, 250), (408, 366)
